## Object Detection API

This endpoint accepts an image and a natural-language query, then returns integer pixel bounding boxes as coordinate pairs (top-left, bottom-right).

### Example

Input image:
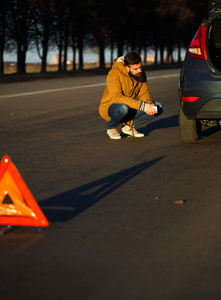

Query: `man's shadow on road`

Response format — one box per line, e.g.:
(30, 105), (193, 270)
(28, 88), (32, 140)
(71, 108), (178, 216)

(41, 156), (164, 223)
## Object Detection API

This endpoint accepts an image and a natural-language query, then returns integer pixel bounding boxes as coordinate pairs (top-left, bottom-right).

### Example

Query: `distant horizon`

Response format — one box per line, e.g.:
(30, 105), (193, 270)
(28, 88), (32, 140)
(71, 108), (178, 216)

(4, 49), (100, 64)
(3, 47), (186, 64)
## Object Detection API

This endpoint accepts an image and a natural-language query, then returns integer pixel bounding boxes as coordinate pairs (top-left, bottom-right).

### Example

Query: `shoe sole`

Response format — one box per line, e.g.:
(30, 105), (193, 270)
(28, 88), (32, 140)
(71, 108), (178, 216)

(107, 134), (121, 139)
(121, 129), (144, 137)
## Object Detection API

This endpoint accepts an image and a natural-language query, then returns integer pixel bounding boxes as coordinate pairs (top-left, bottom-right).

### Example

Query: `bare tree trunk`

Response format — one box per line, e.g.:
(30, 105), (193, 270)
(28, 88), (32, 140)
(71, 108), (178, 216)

(160, 45), (164, 65)
(154, 44), (158, 65)
(178, 43), (182, 64)
(58, 44), (62, 71)
(41, 40), (48, 73)
(72, 46), (76, 71)
(117, 39), (123, 57)
(17, 43), (27, 74)
(143, 46), (147, 64)
(78, 36), (84, 71)
(98, 38), (105, 69)
(0, 47), (4, 74)
(110, 34), (114, 65)
(63, 26), (69, 71)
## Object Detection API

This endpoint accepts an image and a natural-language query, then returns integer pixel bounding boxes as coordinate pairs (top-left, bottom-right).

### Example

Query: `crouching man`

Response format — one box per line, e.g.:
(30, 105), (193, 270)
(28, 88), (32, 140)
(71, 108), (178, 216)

(99, 51), (163, 139)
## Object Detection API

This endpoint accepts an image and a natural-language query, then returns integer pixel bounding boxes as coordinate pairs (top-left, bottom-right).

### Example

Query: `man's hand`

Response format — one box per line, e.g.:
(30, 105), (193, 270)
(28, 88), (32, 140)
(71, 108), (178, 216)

(144, 103), (157, 115)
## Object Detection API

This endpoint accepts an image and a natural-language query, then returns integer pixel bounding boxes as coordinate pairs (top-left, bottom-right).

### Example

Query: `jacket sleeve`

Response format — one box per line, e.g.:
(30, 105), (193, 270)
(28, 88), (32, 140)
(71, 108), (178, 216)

(106, 70), (141, 110)
(137, 80), (153, 104)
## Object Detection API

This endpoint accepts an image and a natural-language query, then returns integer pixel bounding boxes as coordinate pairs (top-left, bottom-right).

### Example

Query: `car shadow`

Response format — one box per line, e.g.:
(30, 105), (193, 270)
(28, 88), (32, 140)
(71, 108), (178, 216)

(41, 156), (165, 223)
(138, 114), (178, 135)
(200, 125), (221, 139)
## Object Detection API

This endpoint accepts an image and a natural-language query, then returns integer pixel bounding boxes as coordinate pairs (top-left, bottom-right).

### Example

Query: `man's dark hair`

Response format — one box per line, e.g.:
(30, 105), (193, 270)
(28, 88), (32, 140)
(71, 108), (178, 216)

(124, 51), (141, 67)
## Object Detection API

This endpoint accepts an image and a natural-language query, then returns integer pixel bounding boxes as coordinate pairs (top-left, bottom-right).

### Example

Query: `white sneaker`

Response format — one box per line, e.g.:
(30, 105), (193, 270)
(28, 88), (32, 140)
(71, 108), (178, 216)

(122, 125), (144, 137)
(107, 128), (121, 139)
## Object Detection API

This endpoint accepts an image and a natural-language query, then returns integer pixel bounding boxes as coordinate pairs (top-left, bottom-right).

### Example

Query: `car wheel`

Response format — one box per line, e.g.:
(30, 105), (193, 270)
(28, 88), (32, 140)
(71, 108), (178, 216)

(179, 105), (202, 141)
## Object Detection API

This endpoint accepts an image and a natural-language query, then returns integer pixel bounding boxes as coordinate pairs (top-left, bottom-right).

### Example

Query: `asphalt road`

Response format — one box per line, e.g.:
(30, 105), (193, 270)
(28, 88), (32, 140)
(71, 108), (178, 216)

(0, 69), (221, 300)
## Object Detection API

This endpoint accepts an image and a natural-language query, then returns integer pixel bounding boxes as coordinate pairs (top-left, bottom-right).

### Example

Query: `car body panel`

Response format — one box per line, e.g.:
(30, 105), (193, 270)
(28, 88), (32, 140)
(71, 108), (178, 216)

(179, 10), (221, 120)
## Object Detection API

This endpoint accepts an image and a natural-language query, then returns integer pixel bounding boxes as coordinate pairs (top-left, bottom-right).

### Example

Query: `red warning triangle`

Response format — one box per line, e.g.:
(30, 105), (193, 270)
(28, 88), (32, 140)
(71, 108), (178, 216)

(0, 155), (49, 227)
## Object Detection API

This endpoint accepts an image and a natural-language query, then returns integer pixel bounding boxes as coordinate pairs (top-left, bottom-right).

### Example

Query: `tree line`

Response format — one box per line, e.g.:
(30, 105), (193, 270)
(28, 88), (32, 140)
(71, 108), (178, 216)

(0, 0), (208, 74)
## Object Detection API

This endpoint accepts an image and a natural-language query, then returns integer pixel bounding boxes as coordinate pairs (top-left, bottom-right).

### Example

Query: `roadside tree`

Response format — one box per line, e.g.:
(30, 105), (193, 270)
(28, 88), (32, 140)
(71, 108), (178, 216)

(32, 0), (56, 73)
(7, 0), (34, 74)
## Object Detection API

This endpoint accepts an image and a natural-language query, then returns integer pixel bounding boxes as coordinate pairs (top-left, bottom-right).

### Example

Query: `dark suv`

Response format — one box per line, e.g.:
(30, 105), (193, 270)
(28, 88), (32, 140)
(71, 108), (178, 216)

(179, 1), (221, 141)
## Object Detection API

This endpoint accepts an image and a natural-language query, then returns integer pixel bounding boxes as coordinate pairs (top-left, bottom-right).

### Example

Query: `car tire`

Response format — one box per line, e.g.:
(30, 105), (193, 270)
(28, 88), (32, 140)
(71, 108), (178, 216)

(179, 105), (202, 141)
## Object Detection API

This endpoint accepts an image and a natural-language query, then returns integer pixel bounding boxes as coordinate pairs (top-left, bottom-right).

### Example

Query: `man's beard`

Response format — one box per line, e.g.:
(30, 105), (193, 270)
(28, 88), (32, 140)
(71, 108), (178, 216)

(129, 70), (146, 82)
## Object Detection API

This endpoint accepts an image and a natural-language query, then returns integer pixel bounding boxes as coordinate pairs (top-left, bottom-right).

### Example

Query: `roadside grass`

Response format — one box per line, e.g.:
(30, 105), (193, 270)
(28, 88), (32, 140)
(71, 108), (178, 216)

(0, 62), (112, 84)
(4, 62), (103, 74)
(0, 62), (182, 84)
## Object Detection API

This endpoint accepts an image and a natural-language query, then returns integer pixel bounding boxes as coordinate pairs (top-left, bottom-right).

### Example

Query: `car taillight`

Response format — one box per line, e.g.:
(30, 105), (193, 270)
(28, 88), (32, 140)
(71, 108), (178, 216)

(182, 96), (200, 102)
(187, 25), (208, 60)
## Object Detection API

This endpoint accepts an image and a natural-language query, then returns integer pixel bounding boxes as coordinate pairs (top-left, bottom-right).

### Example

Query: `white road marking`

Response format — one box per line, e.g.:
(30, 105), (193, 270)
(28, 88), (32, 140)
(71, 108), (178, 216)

(148, 73), (179, 80)
(0, 73), (179, 99)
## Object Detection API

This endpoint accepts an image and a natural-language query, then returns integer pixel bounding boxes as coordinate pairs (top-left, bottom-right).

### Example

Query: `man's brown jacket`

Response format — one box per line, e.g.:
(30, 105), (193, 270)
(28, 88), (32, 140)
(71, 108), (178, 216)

(99, 57), (153, 122)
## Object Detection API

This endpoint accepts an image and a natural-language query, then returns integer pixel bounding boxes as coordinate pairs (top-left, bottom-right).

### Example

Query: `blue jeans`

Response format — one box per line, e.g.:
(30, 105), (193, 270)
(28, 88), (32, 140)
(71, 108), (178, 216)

(107, 102), (163, 129)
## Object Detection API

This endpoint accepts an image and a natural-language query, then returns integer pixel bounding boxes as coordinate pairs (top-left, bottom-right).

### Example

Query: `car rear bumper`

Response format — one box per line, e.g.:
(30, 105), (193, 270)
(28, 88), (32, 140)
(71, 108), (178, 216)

(180, 55), (221, 119)
(196, 98), (221, 118)
(182, 97), (221, 119)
